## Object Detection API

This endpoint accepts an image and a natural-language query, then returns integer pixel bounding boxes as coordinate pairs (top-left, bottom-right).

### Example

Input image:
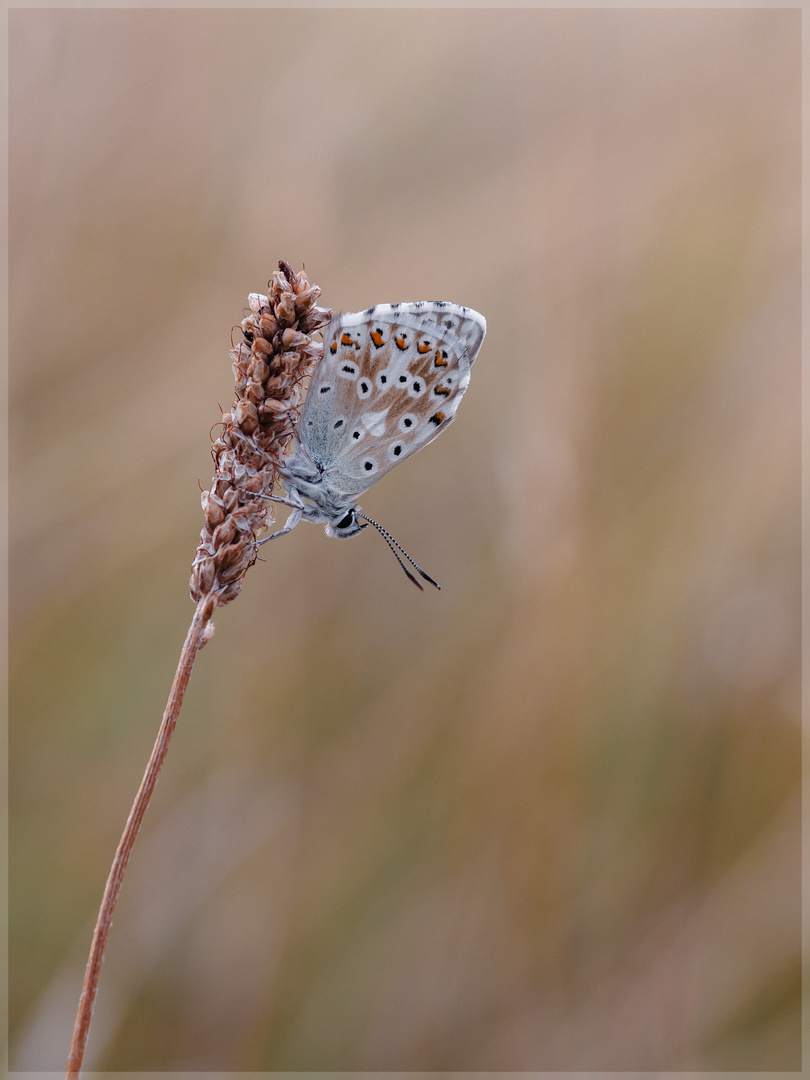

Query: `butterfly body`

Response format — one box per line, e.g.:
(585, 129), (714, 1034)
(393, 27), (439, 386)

(276, 301), (486, 541)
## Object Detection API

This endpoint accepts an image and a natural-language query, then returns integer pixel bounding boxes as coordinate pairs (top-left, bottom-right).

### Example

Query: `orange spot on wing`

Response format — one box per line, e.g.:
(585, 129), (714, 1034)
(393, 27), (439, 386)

(429, 411), (445, 425)
(417, 341), (432, 354)
(371, 329), (385, 347)
(395, 334), (408, 350)
(435, 350), (448, 367)
(341, 332), (354, 347)
(329, 341), (337, 354)
(434, 385), (451, 397)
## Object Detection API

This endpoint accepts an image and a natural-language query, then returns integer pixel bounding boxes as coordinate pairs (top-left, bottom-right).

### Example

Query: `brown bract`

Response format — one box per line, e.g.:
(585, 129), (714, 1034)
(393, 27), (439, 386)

(189, 261), (331, 613)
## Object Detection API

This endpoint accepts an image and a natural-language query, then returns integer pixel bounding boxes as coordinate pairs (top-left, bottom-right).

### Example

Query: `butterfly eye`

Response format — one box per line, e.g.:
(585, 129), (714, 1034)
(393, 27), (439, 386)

(336, 511), (355, 530)
(398, 414), (417, 433)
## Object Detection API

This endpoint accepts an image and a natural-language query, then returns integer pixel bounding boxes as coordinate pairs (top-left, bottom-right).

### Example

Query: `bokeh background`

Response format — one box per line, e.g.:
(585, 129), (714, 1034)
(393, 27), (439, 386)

(9, 7), (800, 1072)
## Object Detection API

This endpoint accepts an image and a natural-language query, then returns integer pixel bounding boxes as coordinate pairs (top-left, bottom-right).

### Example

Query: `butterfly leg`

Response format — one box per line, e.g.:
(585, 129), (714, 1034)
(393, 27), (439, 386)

(256, 506), (303, 547)
(262, 494), (301, 510)
(242, 491), (301, 510)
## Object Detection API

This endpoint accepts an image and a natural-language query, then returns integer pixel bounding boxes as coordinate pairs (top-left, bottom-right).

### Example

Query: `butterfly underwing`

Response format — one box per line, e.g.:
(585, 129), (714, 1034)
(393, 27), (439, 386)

(265, 301), (485, 586)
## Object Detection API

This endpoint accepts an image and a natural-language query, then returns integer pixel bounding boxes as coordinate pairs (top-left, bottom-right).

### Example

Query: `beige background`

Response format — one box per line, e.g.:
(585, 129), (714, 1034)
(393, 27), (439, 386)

(9, 8), (800, 1071)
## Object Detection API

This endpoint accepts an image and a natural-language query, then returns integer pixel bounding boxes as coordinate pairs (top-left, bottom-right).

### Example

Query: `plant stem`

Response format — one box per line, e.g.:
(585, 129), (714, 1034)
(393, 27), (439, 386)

(65, 596), (215, 1078)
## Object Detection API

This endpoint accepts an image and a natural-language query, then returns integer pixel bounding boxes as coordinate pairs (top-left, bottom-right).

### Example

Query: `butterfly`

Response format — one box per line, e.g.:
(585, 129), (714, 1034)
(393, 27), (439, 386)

(267, 301), (486, 589)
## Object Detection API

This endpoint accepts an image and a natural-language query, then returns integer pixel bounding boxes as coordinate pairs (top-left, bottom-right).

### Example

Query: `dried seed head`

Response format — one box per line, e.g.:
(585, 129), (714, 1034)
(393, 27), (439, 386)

(190, 261), (331, 609)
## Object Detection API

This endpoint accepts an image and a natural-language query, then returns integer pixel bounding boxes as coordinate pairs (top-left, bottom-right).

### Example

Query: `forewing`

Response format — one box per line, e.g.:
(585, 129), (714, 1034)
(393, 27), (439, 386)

(299, 302), (486, 501)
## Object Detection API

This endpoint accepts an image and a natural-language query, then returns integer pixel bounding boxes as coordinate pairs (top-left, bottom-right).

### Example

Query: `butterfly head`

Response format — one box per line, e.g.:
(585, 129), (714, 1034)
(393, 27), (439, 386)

(325, 506), (367, 540)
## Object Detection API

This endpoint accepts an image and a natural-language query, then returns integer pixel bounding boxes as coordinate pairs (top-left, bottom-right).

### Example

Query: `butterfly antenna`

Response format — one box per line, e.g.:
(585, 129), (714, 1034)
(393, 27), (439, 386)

(357, 513), (441, 591)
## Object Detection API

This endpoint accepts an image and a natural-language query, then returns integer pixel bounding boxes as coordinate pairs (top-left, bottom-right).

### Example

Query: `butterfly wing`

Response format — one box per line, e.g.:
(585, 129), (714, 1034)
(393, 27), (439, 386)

(298, 302), (486, 502)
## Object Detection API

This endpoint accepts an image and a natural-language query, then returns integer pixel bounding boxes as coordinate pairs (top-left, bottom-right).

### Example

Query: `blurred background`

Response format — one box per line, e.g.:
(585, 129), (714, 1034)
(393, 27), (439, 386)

(9, 7), (800, 1072)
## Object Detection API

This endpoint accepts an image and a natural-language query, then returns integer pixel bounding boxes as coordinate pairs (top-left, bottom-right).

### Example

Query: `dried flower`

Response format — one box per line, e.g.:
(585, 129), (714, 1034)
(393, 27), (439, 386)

(189, 261), (331, 614)
(66, 261), (330, 1079)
